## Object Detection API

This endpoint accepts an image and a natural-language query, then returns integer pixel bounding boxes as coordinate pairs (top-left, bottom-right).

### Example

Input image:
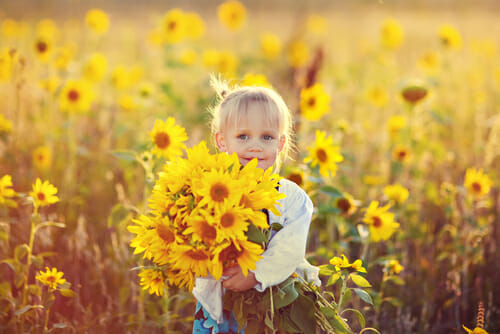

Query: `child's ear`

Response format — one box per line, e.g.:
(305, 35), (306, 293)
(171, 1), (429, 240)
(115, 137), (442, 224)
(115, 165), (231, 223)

(215, 132), (226, 151)
(278, 135), (286, 152)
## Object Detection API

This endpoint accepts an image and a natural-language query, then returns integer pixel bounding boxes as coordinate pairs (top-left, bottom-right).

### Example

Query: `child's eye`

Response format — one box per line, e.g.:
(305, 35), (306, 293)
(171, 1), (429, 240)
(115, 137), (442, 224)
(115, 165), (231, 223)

(237, 134), (249, 140)
(263, 134), (274, 141)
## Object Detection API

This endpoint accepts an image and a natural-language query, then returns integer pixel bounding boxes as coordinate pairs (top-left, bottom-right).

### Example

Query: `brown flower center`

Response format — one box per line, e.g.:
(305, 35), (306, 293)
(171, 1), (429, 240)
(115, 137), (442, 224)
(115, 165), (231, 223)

(154, 132), (170, 149)
(157, 224), (175, 244)
(168, 21), (177, 31)
(308, 97), (316, 107)
(67, 89), (79, 102)
(337, 198), (351, 214)
(210, 183), (229, 202)
(219, 243), (242, 263)
(372, 216), (382, 228)
(36, 41), (48, 53)
(37, 192), (46, 201)
(198, 220), (216, 242)
(186, 249), (209, 261)
(316, 148), (328, 163)
(287, 172), (303, 186)
(47, 276), (56, 283)
(472, 182), (482, 193)
(220, 213), (235, 228)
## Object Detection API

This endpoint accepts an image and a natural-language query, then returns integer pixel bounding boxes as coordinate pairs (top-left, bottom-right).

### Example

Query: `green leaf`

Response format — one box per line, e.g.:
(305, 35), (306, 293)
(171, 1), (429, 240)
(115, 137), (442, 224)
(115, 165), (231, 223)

(384, 275), (405, 286)
(15, 304), (43, 316)
(59, 289), (76, 298)
(340, 288), (352, 310)
(290, 293), (317, 334)
(108, 204), (131, 227)
(318, 204), (341, 215)
(264, 310), (274, 330)
(111, 150), (137, 162)
(273, 278), (299, 309)
(0, 281), (12, 299)
(341, 308), (366, 328)
(352, 288), (373, 305)
(270, 223), (283, 232)
(14, 244), (30, 262)
(246, 224), (267, 244)
(350, 274), (372, 288)
(327, 272), (341, 287)
(320, 306), (351, 334)
(320, 186), (343, 198)
(1, 258), (17, 272)
(319, 264), (336, 276)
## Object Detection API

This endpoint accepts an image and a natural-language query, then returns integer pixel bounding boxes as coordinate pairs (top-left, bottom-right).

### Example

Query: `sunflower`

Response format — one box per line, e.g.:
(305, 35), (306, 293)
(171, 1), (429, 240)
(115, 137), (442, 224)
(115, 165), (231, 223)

(149, 117), (188, 160)
(85, 9), (110, 35)
(30, 178), (59, 209)
(0, 175), (16, 204)
(383, 183), (409, 205)
(362, 201), (400, 242)
(139, 268), (167, 296)
(185, 141), (218, 173)
(83, 53), (108, 82)
(304, 130), (343, 178)
(387, 115), (407, 140)
(213, 239), (264, 279)
(162, 9), (187, 44)
(216, 50), (239, 77)
(287, 40), (309, 68)
(260, 33), (282, 60)
(59, 79), (95, 114)
(183, 211), (218, 244)
(300, 83), (331, 121)
(127, 215), (157, 259)
(0, 113), (13, 134)
(392, 144), (411, 163)
(386, 259), (404, 275)
(213, 202), (254, 242)
(193, 168), (243, 210)
(149, 218), (179, 265)
(438, 24), (462, 50)
(217, 0), (247, 31)
(380, 18), (404, 49)
(464, 168), (491, 199)
(170, 244), (213, 278)
(329, 254), (366, 273)
(166, 268), (195, 291)
(365, 85), (388, 108)
(33, 35), (53, 63)
(36, 267), (66, 290)
(334, 193), (358, 216)
(32, 145), (52, 170)
(462, 326), (489, 334)
(185, 12), (205, 40)
(241, 73), (272, 88)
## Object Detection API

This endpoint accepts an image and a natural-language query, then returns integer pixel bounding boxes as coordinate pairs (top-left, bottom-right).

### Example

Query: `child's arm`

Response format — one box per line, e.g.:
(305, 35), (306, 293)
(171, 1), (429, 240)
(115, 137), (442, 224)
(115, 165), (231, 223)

(221, 266), (258, 292)
(251, 179), (313, 291)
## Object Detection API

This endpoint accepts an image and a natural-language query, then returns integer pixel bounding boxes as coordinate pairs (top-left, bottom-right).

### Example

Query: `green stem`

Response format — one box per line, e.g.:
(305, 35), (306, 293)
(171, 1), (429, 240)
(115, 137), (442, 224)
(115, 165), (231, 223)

(43, 307), (50, 333)
(337, 274), (348, 313)
(20, 210), (38, 333)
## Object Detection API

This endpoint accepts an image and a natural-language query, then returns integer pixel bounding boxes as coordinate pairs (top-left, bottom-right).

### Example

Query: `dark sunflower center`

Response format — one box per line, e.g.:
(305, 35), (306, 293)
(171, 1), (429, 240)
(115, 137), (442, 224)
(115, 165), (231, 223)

(472, 182), (482, 193)
(397, 150), (407, 159)
(168, 21), (177, 31)
(372, 216), (382, 228)
(157, 224), (175, 244)
(47, 276), (56, 283)
(220, 244), (242, 262)
(316, 148), (328, 163)
(210, 183), (229, 202)
(36, 41), (48, 53)
(154, 132), (171, 149)
(220, 213), (235, 228)
(199, 221), (216, 241)
(37, 192), (46, 201)
(337, 198), (351, 213)
(308, 97), (316, 107)
(68, 89), (79, 102)
(186, 249), (209, 261)
(288, 173), (303, 186)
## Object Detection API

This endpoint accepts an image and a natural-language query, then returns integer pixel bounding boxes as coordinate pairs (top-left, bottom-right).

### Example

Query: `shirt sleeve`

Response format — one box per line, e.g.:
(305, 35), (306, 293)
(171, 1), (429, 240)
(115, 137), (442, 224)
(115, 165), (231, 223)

(251, 179), (314, 291)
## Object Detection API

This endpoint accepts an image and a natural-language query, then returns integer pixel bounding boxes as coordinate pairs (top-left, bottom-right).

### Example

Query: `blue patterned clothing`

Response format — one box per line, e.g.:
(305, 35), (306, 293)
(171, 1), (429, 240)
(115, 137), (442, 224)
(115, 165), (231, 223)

(193, 302), (244, 334)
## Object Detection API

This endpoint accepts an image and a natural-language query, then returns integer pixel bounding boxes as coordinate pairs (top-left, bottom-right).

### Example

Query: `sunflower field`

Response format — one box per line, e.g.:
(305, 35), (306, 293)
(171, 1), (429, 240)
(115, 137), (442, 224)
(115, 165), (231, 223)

(1, 0), (500, 333)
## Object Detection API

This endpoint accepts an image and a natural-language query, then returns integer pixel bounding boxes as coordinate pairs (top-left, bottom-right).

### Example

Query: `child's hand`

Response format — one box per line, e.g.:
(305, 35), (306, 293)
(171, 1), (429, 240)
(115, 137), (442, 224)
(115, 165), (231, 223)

(222, 266), (258, 292)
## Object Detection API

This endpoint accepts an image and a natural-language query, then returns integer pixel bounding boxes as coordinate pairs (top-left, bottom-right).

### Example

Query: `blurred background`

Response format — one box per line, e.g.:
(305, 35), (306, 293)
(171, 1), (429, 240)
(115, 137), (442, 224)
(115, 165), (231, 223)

(1, 0), (499, 333)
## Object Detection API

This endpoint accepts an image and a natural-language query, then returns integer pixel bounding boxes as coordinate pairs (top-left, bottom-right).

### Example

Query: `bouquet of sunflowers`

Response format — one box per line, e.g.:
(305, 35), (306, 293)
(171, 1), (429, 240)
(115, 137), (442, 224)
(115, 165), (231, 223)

(127, 141), (284, 294)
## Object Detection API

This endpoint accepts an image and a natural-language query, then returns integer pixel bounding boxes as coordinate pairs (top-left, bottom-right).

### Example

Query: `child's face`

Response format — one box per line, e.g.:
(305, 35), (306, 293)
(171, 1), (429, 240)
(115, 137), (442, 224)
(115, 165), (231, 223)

(216, 104), (285, 170)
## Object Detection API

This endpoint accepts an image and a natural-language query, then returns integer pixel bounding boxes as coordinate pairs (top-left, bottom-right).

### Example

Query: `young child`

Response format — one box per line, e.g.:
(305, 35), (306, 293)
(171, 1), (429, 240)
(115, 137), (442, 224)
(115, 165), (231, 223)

(192, 78), (320, 333)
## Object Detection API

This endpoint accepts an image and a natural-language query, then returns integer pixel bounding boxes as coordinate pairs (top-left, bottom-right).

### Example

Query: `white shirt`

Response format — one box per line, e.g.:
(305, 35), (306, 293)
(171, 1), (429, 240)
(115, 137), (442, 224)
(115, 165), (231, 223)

(192, 178), (320, 323)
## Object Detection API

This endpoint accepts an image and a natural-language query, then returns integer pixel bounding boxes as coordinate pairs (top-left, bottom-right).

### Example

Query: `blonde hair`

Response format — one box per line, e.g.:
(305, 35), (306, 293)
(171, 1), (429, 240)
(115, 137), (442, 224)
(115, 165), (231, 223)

(208, 75), (294, 171)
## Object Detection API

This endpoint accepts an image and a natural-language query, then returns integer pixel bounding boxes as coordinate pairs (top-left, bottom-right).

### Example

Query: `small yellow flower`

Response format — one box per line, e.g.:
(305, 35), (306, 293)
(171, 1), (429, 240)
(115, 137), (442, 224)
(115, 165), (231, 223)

(162, 9), (187, 44)
(2, 19), (21, 38)
(118, 94), (136, 112)
(218, 0), (247, 31)
(139, 268), (167, 296)
(36, 19), (59, 40)
(83, 53), (108, 82)
(39, 76), (60, 94)
(33, 36), (53, 63)
(185, 12), (205, 40)
(36, 267), (66, 290)
(0, 48), (17, 82)
(287, 40), (309, 68)
(260, 33), (282, 60)
(362, 175), (385, 186)
(335, 193), (358, 216)
(60, 79), (95, 114)
(304, 130), (343, 178)
(418, 50), (440, 73)
(32, 146), (52, 170)
(307, 14), (327, 36)
(149, 118), (188, 160)
(241, 73), (272, 88)
(464, 168), (491, 199)
(0, 175), (16, 204)
(383, 183), (409, 205)
(179, 49), (197, 66)
(0, 113), (13, 134)
(85, 9), (110, 35)
(438, 24), (462, 50)
(330, 254), (366, 273)
(387, 115), (407, 140)
(300, 83), (331, 121)
(216, 50), (239, 77)
(362, 201), (400, 242)
(365, 85), (388, 108)
(30, 178), (59, 208)
(380, 18), (404, 49)
(386, 259), (404, 275)
(52, 44), (75, 70)
(202, 49), (220, 69)
(392, 145), (411, 163)
(462, 326), (489, 334)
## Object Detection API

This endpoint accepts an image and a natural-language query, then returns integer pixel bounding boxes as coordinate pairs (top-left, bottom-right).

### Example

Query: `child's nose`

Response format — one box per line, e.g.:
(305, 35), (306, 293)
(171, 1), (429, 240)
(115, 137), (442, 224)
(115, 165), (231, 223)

(248, 140), (263, 151)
